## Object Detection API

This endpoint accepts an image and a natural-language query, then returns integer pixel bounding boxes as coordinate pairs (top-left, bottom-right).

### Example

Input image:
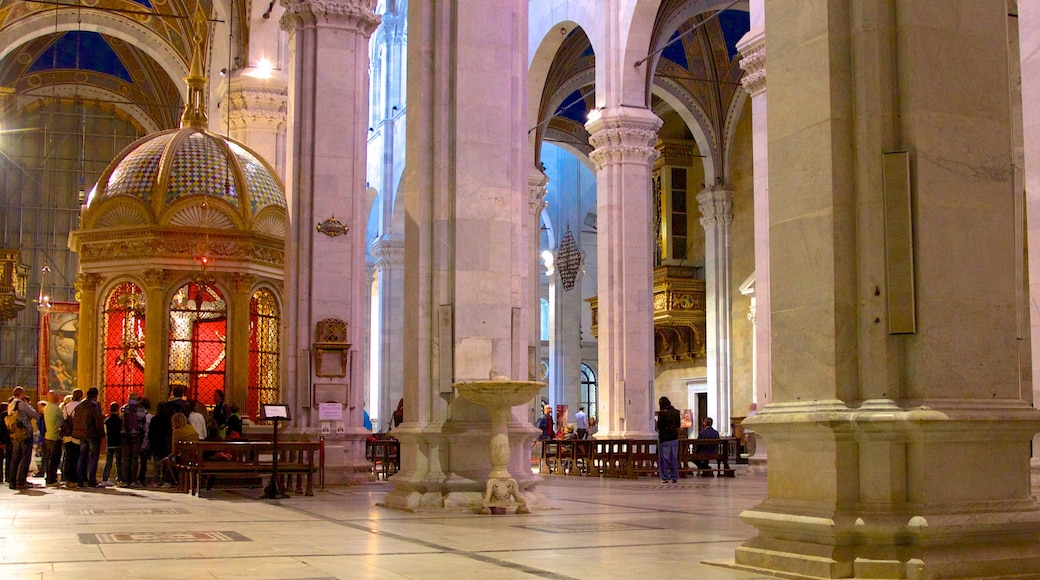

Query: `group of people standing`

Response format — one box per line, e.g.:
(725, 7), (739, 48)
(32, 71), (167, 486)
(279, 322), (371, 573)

(535, 404), (595, 441)
(1, 385), (243, 490)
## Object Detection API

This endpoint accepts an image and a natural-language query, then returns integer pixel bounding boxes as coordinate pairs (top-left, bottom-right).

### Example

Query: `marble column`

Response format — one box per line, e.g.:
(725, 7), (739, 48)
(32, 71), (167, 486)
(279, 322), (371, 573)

(736, 8), (771, 409)
(73, 273), (101, 393)
(387, 0), (536, 511)
(529, 167), (548, 382)
(698, 186), (734, 435)
(1019, 0), (1040, 473)
(280, 0), (380, 482)
(585, 106), (661, 438)
(730, 1), (1040, 577)
(371, 236), (404, 432)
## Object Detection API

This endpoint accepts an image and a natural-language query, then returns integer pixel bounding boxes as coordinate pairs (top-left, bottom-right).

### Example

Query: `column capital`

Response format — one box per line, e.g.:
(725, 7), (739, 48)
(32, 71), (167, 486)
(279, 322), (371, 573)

(738, 41), (766, 97)
(585, 106), (662, 169)
(74, 273), (102, 294)
(142, 268), (169, 290)
(529, 166), (548, 213)
(223, 75), (288, 133)
(371, 236), (404, 267)
(280, 0), (381, 35)
(230, 272), (257, 294)
(697, 185), (734, 228)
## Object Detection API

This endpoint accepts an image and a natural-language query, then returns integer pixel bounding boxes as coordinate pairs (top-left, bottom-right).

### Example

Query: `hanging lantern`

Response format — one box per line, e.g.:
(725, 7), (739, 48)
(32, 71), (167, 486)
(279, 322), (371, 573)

(556, 227), (583, 292)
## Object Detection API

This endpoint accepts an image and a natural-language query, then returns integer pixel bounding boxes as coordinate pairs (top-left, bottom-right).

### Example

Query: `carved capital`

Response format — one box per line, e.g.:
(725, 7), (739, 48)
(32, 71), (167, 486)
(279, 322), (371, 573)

(739, 43), (766, 97)
(280, 0), (381, 36)
(143, 268), (168, 289)
(585, 107), (662, 170)
(231, 272), (257, 294)
(370, 236), (404, 268)
(697, 186), (734, 229)
(223, 79), (288, 132)
(75, 273), (103, 294)
(529, 167), (548, 214)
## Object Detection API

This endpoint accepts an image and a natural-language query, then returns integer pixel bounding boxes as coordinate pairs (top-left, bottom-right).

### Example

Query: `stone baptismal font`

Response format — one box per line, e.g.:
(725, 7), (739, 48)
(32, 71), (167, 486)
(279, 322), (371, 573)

(454, 373), (545, 514)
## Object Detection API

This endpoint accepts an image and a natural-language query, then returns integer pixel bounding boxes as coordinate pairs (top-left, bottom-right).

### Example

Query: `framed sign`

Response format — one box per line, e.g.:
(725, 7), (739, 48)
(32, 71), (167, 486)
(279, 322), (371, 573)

(38, 302), (79, 395)
(260, 403), (291, 421)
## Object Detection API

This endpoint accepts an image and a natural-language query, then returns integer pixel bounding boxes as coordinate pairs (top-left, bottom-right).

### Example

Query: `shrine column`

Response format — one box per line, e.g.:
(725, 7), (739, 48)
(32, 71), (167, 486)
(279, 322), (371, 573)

(585, 106), (661, 438)
(228, 273), (256, 407)
(371, 236), (403, 431)
(387, 0), (536, 511)
(698, 186), (734, 435)
(731, 1), (1040, 577)
(141, 269), (168, 403)
(74, 273), (101, 393)
(280, 0), (380, 482)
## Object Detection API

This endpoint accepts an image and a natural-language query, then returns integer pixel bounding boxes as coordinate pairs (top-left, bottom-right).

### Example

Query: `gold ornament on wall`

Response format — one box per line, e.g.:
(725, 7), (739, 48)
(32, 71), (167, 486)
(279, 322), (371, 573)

(316, 216), (348, 237)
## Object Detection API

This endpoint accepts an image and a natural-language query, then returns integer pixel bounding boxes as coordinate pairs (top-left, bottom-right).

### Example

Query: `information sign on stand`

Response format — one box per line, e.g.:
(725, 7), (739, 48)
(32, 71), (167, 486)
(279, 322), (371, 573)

(260, 404), (291, 499)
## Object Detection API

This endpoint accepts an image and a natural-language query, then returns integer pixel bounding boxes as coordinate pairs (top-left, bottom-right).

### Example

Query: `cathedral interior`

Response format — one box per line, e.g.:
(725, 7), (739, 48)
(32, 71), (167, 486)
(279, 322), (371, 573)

(3, 0), (1040, 577)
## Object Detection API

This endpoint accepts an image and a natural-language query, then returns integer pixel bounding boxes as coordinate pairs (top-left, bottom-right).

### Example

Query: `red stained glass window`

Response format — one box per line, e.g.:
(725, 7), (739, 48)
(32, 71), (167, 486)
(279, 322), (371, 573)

(101, 282), (146, 407)
(168, 282), (226, 404)
(248, 288), (280, 422)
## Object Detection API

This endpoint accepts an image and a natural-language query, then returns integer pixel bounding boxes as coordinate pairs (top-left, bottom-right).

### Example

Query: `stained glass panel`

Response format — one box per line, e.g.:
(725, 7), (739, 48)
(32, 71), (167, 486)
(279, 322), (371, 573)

(248, 289), (280, 422)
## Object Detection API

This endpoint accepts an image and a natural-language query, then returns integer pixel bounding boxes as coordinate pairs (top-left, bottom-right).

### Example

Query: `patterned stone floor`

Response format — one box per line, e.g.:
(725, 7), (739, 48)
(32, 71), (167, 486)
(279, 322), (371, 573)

(1, 467), (772, 580)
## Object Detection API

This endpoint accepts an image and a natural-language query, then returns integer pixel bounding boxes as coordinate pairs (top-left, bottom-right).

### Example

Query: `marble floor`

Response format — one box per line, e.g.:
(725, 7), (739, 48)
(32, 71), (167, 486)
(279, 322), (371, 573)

(0, 466), (773, 580)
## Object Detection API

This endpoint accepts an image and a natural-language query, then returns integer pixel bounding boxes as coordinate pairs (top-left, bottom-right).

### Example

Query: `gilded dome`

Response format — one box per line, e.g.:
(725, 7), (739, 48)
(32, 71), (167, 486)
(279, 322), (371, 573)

(81, 127), (287, 236)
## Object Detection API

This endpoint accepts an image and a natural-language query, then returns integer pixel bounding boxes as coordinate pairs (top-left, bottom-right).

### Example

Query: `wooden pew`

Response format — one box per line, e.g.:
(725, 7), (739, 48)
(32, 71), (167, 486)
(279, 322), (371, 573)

(678, 438), (736, 478)
(179, 440), (321, 496)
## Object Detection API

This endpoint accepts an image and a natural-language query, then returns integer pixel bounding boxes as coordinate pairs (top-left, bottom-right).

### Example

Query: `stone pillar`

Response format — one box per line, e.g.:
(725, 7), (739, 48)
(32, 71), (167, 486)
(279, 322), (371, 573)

(529, 167), (547, 384)
(731, 1), (1040, 577)
(141, 269), (167, 403)
(736, 8), (771, 408)
(387, 0), (536, 511)
(698, 186), (734, 435)
(585, 106), (661, 438)
(280, 0), (379, 482)
(1019, 0), (1040, 473)
(73, 273), (101, 392)
(228, 273), (256, 408)
(371, 236), (403, 431)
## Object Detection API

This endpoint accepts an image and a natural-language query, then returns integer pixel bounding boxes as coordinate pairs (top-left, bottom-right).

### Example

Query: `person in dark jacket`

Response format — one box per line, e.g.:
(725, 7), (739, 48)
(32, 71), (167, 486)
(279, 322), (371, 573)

(72, 387), (105, 488)
(102, 401), (122, 484)
(655, 396), (681, 483)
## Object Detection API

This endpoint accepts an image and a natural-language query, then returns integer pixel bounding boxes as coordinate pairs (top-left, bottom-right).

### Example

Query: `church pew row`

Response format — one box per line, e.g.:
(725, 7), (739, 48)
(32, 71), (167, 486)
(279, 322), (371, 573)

(539, 438), (736, 478)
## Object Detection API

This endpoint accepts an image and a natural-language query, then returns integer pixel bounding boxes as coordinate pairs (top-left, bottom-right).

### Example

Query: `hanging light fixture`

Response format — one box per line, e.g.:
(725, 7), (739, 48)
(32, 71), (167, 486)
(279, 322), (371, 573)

(36, 265), (52, 313)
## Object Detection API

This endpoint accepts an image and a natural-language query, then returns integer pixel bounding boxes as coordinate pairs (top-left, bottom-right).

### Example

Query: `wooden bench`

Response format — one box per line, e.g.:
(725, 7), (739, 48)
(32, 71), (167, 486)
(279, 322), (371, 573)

(179, 440), (321, 496)
(365, 437), (400, 479)
(539, 437), (737, 479)
(679, 438), (735, 478)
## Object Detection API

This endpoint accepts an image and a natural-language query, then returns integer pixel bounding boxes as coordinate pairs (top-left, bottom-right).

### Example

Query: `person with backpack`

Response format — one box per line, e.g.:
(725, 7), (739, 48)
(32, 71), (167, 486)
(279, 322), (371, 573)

(120, 392), (146, 487)
(6, 386), (39, 490)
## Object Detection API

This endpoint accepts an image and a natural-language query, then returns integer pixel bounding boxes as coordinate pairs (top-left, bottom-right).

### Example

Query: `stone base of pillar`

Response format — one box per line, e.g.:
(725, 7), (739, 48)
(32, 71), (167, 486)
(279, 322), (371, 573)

(381, 420), (542, 513)
(745, 430), (767, 476)
(718, 400), (1040, 579)
(315, 431), (372, 484)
